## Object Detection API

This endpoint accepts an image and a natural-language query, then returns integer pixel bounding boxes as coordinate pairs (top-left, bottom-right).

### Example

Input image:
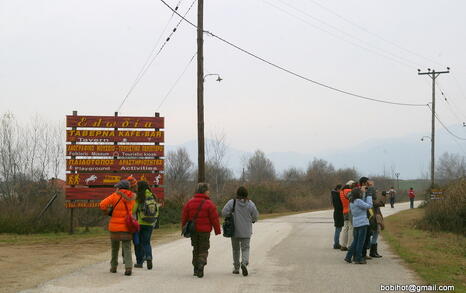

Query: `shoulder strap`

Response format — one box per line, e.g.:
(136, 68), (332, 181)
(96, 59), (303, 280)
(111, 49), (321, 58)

(232, 199), (236, 213)
(192, 199), (206, 222)
(114, 192), (123, 208)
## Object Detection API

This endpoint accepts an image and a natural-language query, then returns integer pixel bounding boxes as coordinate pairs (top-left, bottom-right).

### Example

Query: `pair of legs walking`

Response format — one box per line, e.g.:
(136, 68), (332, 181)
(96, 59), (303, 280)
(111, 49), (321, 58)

(333, 226), (342, 248)
(111, 239), (132, 274)
(231, 237), (250, 276)
(134, 225), (154, 269)
(191, 231), (210, 278)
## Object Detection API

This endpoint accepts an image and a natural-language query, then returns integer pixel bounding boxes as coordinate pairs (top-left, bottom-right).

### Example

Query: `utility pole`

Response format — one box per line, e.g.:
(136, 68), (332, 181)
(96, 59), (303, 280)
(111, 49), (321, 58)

(197, 0), (205, 183)
(418, 67), (450, 189)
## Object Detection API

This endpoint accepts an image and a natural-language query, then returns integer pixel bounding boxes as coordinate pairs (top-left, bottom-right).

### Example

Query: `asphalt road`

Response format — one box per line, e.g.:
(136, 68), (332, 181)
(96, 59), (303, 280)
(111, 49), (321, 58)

(23, 201), (421, 293)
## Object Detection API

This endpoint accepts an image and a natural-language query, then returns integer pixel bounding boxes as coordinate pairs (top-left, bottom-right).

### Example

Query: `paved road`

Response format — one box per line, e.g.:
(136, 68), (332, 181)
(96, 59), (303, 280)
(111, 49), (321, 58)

(23, 201), (421, 293)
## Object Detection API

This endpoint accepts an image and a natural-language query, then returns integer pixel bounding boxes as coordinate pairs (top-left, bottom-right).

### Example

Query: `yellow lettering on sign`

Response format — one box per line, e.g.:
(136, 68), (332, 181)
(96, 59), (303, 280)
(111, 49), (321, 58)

(144, 122), (153, 127)
(92, 118), (102, 127)
(77, 117), (87, 127)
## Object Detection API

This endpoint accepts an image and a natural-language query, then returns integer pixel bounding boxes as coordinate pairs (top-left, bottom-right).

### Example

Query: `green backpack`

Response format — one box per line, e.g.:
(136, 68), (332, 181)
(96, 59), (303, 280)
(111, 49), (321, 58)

(140, 195), (158, 223)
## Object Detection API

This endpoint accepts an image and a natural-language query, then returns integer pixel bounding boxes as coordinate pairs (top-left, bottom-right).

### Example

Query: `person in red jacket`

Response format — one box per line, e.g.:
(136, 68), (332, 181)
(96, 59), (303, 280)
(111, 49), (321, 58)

(408, 187), (416, 209)
(181, 183), (221, 278)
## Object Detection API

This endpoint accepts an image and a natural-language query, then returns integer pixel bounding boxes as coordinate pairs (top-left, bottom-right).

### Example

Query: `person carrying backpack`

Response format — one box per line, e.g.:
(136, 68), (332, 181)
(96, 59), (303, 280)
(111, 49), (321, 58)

(222, 186), (259, 276)
(132, 180), (159, 270)
(99, 180), (136, 276)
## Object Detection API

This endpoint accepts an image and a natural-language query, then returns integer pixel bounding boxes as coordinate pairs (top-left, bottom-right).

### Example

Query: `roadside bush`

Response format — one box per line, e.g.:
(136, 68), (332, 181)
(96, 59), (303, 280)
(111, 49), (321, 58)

(420, 178), (466, 236)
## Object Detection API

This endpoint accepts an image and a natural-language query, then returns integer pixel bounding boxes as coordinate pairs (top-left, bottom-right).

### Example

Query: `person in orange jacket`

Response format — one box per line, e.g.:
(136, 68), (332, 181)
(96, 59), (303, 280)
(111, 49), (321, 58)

(339, 180), (355, 251)
(99, 180), (136, 276)
(181, 183), (221, 278)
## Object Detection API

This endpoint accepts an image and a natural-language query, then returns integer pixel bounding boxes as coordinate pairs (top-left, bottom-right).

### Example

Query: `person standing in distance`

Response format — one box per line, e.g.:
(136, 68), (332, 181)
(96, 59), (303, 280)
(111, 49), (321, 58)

(408, 187), (416, 208)
(222, 186), (259, 276)
(181, 183), (221, 278)
(331, 184), (343, 249)
(388, 187), (396, 208)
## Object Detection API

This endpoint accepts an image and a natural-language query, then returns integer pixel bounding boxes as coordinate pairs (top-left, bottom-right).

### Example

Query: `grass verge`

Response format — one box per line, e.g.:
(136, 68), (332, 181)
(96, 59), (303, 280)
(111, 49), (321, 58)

(382, 208), (466, 292)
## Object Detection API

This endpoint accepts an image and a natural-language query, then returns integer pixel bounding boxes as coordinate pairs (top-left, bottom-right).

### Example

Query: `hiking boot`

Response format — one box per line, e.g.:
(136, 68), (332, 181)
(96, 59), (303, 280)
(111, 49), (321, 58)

(364, 255), (372, 260)
(241, 264), (248, 276)
(340, 246), (348, 251)
(197, 264), (204, 278)
(110, 267), (117, 273)
(344, 257), (352, 264)
(333, 244), (341, 249)
(370, 244), (381, 258)
(147, 260), (153, 270)
(124, 268), (132, 276)
(193, 266), (197, 276)
(134, 263), (143, 268)
(232, 268), (240, 274)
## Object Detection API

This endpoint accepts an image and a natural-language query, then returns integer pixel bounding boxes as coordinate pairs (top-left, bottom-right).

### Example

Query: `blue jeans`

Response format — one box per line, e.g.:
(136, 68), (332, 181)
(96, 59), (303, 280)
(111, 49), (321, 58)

(334, 226), (342, 246)
(134, 225), (153, 264)
(371, 230), (379, 245)
(345, 225), (368, 262)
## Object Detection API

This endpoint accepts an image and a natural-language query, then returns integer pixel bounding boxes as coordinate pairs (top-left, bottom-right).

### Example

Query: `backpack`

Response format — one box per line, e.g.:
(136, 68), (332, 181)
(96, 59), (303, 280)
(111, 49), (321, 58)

(139, 194), (158, 223)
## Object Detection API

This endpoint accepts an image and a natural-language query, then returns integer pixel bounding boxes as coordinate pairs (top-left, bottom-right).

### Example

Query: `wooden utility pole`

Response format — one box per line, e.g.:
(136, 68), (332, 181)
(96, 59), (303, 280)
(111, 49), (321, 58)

(197, 0), (205, 183)
(418, 68), (450, 189)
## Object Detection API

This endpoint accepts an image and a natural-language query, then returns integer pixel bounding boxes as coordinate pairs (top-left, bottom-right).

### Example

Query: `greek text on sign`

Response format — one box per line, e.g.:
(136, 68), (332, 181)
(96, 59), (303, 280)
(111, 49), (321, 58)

(66, 159), (164, 171)
(66, 187), (164, 201)
(66, 144), (164, 157)
(66, 115), (164, 129)
(67, 173), (163, 186)
(66, 130), (164, 143)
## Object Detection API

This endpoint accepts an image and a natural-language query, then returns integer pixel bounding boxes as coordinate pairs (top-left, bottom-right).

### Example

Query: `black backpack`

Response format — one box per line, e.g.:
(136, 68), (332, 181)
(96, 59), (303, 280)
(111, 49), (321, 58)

(222, 199), (236, 238)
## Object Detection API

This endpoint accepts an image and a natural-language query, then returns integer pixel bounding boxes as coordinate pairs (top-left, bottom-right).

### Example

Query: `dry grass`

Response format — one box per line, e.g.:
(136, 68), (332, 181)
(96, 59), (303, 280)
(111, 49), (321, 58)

(382, 208), (466, 292)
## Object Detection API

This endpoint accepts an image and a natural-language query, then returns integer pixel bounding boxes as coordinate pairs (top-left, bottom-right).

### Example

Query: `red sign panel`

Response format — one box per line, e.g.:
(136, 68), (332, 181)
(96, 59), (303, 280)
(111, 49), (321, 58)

(66, 130), (164, 143)
(65, 187), (164, 201)
(66, 173), (164, 186)
(66, 115), (164, 129)
(66, 159), (164, 172)
(66, 144), (164, 157)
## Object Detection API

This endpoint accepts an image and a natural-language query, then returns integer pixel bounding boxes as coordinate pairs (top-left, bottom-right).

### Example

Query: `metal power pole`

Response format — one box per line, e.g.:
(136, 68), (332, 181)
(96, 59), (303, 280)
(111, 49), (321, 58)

(395, 172), (400, 190)
(418, 68), (450, 189)
(197, 0), (205, 183)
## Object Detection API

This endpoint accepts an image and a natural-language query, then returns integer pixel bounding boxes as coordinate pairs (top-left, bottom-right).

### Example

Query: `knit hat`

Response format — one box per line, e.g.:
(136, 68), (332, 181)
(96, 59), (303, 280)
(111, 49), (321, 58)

(114, 180), (130, 190)
(127, 176), (137, 187)
(345, 180), (355, 186)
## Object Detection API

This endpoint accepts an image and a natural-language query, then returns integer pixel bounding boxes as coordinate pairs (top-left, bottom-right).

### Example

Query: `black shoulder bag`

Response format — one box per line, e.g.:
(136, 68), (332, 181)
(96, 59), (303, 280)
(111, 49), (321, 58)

(182, 199), (206, 238)
(222, 199), (236, 238)
(108, 192), (123, 216)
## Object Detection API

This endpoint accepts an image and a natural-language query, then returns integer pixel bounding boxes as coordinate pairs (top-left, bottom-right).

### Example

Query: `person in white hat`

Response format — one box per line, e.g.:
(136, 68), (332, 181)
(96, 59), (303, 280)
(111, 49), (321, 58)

(339, 180), (355, 251)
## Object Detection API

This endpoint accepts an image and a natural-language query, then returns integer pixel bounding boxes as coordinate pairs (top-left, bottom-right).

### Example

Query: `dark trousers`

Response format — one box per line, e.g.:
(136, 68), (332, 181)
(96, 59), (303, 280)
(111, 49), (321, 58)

(345, 225), (368, 262)
(362, 228), (372, 256)
(410, 198), (414, 208)
(191, 231), (210, 267)
(134, 225), (153, 264)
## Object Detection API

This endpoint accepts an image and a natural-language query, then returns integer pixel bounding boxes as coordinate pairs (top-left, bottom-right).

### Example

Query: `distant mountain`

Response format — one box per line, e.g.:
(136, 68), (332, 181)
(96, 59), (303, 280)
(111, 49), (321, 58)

(166, 124), (466, 180)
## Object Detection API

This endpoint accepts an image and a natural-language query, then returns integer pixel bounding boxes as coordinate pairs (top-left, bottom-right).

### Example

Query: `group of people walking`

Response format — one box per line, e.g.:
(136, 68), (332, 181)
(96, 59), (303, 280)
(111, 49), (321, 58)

(99, 179), (259, 278)
(99, 177), (160, 276)
(331, 177), (386, 264)
(181, 183), (259, 278)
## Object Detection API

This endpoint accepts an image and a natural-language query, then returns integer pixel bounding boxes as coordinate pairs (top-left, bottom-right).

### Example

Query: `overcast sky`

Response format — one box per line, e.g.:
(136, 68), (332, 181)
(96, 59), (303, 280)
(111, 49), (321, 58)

(1, 0), (466, 177)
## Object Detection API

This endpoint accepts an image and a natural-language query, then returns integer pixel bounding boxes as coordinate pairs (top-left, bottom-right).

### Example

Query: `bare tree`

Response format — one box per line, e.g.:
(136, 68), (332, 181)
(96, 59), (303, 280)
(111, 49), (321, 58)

(437, 152), (466, 181)
(282, 167), (305, 182)
(246, 150), (276, 182)
(165, 147), (194, 203)
(205, 132), (233, 198)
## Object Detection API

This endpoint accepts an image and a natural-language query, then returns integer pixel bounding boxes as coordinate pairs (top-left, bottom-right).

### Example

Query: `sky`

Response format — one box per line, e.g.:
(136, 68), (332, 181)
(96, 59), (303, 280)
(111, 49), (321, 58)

(1, 0), (466, 178)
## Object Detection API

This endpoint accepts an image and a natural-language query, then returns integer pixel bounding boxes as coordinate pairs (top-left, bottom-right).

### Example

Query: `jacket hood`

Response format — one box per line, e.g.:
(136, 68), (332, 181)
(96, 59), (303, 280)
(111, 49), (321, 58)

(193, 193), (210, 200)
(235, 198), (250, 207)
(116, 189), (135, 201)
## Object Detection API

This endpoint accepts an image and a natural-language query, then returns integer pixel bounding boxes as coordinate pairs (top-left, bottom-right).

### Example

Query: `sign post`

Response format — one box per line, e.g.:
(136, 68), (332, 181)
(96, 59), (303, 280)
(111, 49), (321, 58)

(65, 112), (165, 233)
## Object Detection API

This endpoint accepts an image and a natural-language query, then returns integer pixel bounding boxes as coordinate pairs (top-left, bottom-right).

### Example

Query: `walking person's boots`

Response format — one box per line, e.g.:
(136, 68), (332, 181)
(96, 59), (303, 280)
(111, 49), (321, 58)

(374, 243), (382, 258)
(197, 263), (205, 278)
(147, 259), (153, 270)
(369, 244), (378, 258)
(124, 268), (132, 276)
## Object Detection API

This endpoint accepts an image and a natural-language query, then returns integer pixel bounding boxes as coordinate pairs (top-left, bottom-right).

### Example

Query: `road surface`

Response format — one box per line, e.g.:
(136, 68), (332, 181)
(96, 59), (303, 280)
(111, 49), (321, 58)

(23, 201), (421, 293)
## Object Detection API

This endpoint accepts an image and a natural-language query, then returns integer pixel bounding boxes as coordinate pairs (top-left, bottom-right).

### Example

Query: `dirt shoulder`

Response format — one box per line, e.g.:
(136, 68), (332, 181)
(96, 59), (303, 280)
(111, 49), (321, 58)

(0, 227), (181, 293)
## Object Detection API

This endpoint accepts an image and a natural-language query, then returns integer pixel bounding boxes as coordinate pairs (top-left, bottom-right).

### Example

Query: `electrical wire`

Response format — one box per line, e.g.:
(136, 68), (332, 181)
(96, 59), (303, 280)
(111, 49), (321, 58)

(428, 104), (466, 141)
(157, 52), (197, 110)
(159, 0), (428, 107)
(307, 0), (446, 68)
(435, 80), (466, 127)
(116, 0), (197, 113)
(266, 0), (422, 70)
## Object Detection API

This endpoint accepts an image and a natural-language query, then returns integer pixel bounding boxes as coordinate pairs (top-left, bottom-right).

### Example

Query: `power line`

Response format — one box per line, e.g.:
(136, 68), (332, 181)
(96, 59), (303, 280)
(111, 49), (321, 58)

(435, 80), (466, 126)
(266, 0), (422, 69)
(159, 0), (428, 107)
(157, 52), (197, 110)
(307, 0), (445, 68)
(428, 104), (466, 141)
(116, 0), (197, 113)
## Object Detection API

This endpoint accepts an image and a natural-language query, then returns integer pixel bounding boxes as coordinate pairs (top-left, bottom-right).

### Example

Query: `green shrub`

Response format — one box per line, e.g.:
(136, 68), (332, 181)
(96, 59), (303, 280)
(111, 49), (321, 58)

(421, 178), (466, 236)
